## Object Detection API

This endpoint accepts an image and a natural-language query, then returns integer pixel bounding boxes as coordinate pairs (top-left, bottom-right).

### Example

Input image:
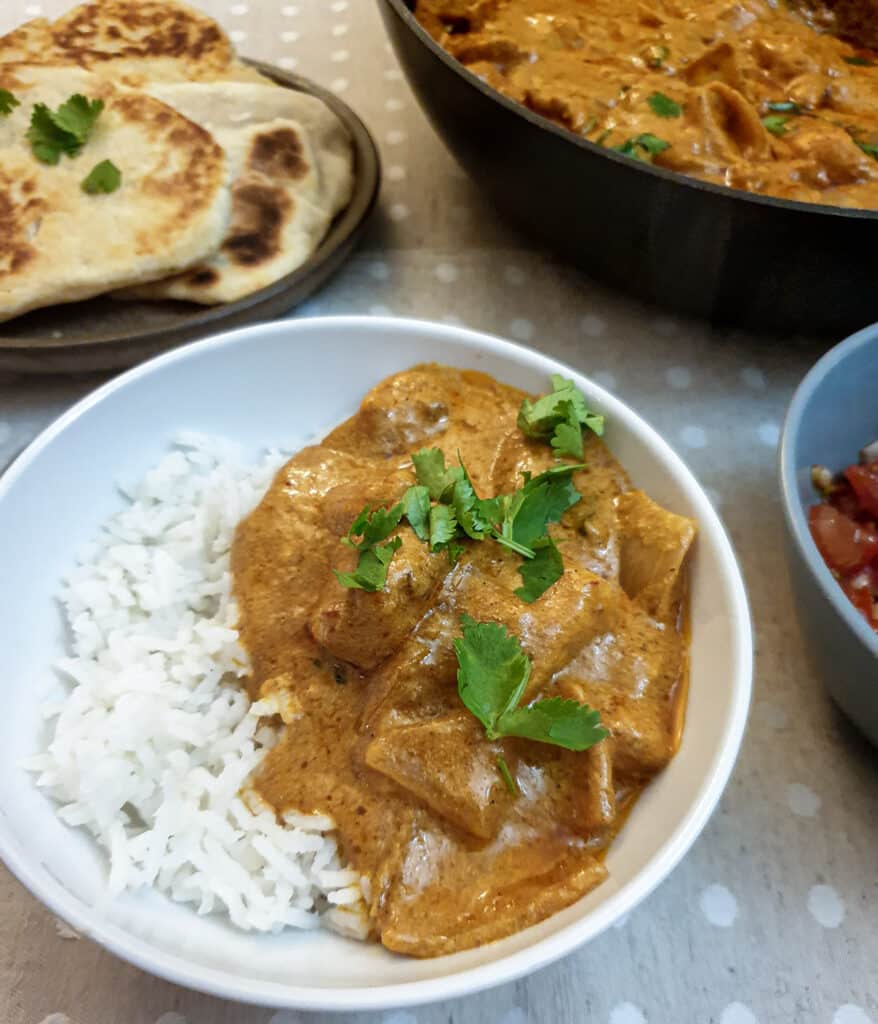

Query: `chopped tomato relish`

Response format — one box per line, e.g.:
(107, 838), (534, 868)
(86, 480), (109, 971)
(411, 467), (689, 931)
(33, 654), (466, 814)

(809, 450), (878, 632)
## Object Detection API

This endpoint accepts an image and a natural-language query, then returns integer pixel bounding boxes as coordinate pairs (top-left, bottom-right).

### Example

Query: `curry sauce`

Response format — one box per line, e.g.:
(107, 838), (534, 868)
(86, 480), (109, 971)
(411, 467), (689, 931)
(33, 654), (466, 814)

(416, 0), (878, 209)
(232, 365), (695, 956)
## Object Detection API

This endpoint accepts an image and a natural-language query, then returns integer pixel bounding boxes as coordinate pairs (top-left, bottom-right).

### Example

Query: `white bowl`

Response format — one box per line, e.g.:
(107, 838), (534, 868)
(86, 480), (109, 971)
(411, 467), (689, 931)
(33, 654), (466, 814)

(0, 317), (752, 1011)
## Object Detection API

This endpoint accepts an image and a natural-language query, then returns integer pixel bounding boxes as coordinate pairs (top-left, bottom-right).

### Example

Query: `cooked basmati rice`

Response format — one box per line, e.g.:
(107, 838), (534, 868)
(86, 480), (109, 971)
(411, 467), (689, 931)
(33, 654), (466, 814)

(24, 433), (368, 938)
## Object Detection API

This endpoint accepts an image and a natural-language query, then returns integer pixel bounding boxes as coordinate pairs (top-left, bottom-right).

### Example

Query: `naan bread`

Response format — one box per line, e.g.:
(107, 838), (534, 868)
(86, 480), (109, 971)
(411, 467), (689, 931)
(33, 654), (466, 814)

(121, 84), (354, 304)
(0, 65), (231, 323)
(0, 1), (268, 85)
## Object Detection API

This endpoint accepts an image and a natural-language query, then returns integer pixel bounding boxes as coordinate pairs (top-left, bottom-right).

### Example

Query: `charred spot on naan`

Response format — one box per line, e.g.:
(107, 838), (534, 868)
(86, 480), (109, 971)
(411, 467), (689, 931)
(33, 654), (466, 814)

(184, 266), (221, 287)
(221, 182), (292, 266)
(0, 173), (46, 278)
(248, 126), (310, 181)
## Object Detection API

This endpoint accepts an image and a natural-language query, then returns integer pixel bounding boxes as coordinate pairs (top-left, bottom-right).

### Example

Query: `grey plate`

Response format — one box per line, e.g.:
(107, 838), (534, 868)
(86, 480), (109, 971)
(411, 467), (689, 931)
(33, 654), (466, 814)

(779, 325), (878, 745)
(0, 61), (381, 375)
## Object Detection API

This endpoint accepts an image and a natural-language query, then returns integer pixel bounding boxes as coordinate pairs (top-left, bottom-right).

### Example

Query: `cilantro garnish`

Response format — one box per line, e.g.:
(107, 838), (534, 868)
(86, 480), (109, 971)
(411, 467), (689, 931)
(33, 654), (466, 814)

(515, 535), (563, 603)
(517, 374), (604, 459)
(496, 754), (518, 795)
(454, 615), (607, 753)
(762, 115), (790, 137)
(27, 94), (105, 165)
(613, 132), (670, 162)
(766, 100), (800, 114)
(844, 55), (875, 67)
(855, 138), (878, 160)
(400, 485), (430, 542)
(411, 447), (463, 501)
(647, 92), (682, 118)
(81, 159), (121, 194)
(0, 89), (19, 117)
(334, 503), (404, 591)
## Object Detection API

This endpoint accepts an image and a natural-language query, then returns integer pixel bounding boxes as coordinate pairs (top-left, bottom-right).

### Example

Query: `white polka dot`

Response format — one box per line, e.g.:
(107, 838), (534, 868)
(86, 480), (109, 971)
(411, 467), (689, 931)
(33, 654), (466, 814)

(509, 318), (535, 341)
(368, 260), (390, 281)
(833, 1006), (875, 1024)
(330, 78), (349, 93)
(653, 315), (679, 336)
(369, 305), (393, 317)
(666, 366), (692, 389)
(155, 1015), (188, 1024)
(281, 4), (299, 14)
(435, 262), (459, 284)
(331, 24), (349, 36)
(36, 1016), (73, 1024)
(281, 30), (300, 42)
(0, 421), (11, 446)
(330, 0), (349, 10)
(379, 1013), (418, 1024)
(229, 3), (249, 14)
(787, 783), (821, 818)
(720, 1004), (758, 1024)
(277, 56), (298, 70)
(592, 370), (617, 391)
(387, 164), (407, 182)
(757, 422), (780, 448)
(54, 917), (79, 940)
(389, 202), (409, 221)
(385, 97), (405, 112)
(755, 700), (787, 730)
(384, 67), (404, 80)
(499, 1010), (528, 1024)
(24, 3), (43, 13)
(331, 49), (350, 62)
(386, 129), (407, 146)
(808, 883), (845, 928)
(680, 425), (707, 449)
(740, 366), (766, 390)
(609, 1004), (646, 1024)
(580, 313), (607, 337)
(699, 883), (738, 927)
(504, 265), (526, 286)
(228, 29), (247, 43)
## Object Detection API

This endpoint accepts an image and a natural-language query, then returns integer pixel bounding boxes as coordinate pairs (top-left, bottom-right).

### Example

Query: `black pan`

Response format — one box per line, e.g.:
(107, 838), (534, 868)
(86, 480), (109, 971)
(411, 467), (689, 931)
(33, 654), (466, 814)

(380, 0), (878, 336)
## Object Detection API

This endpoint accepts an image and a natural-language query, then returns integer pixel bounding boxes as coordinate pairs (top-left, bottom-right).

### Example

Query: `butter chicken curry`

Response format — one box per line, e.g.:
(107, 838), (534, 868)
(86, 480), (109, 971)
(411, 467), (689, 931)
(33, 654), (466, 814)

(416, 0), (878, 210)
(232, 366), (695, 956)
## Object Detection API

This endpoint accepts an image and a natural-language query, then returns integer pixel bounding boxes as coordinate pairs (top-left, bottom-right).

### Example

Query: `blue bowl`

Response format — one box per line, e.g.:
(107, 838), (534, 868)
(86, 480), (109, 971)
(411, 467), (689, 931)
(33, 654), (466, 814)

(780, 326), (878, 745)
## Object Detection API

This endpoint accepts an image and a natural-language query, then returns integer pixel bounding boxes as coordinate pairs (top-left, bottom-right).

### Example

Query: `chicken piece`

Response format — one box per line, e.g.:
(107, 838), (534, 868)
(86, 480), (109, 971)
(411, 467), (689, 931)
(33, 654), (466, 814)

(310, 529), (449, 671)
(365, 712), (510, 839)
(616, 489), (696, 621)
(694, 81), (772, 163)
(682, 42), (744, 91)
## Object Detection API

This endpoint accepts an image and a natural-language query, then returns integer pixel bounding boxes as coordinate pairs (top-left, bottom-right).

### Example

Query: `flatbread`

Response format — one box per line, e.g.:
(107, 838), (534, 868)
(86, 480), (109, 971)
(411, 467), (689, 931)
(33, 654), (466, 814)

(0, 64), (231, 323)
(121, 83), (354, 304)
(0, 1), (269, 85)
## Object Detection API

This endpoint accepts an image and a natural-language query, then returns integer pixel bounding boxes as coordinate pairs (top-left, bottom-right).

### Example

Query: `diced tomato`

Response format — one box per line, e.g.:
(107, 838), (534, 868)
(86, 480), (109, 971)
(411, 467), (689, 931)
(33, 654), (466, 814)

(808, 503), (878, 573)
(844, 463), (878, 519)
(842, 582), (876, 626)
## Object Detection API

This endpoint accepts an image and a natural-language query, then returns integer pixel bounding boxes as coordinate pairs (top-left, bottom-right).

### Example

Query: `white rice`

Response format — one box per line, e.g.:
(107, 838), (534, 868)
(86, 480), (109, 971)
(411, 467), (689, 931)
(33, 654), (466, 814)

(24, 433), (368, 938)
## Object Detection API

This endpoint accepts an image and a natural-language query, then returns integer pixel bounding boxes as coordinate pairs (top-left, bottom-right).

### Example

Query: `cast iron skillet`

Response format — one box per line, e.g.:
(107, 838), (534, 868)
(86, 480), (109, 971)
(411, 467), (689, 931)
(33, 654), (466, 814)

(381, 0), (878, 335)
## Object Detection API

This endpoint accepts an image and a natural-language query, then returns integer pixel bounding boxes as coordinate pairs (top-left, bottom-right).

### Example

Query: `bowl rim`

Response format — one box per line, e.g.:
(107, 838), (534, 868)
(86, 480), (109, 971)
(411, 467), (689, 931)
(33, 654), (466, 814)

(0, 316), (753, 1011)
(779, 324), (878, 658)
(382, 0), (878, 224)
(0, 61), (382, 355)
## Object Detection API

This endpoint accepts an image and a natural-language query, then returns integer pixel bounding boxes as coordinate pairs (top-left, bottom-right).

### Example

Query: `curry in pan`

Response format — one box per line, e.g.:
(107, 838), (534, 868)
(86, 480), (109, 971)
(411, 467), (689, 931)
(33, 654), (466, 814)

(416, 0), (878, 209)
(233, 365), (695, 956)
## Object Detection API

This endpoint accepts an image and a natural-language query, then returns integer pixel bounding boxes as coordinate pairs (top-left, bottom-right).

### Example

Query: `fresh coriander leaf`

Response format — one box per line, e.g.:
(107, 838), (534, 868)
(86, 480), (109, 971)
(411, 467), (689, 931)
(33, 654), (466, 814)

(507, 466), (582, 548)
(454, 616), (531, 739)
(493, 532), (536, 558)
(52, 94), (104, 144)
(451, 474), (491, 540)
(401, 485), (431, 542)
(550, 402), (584, 459)
(412, 447), (462, 501)
(497, 696), (608, 751)
(81, 158), (121, 194)
(334, 536), (402, 592)
(844, 55), (875, 67)
(496, 754), (518, 795)
(428, 503), (458, 552)
(0, 89), (19, 116)
(345, 503), (403, 547)
(518, 375), (604, 456)
(762, 114), (789, 136)
(27, 103), (79, 164)
(515, 535), (563, 603)
(855, 138), (878, 159)
(647, 91), (682, 118)
(614, 132), (670, 161)
(766, 100), (800, 113)
(645, 44), (669, 68)
(454, 617), (607, 752)
(446, 541), (466, 565)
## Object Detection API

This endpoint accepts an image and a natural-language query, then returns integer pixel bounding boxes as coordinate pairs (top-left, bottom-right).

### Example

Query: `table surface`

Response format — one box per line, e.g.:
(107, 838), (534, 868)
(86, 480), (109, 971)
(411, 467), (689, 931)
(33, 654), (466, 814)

(1, 3), (876, 1024)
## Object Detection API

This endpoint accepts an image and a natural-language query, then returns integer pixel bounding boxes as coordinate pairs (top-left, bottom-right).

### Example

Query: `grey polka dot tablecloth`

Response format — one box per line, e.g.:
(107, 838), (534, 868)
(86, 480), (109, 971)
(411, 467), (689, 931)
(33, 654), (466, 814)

(1, 3), (876, 1024)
